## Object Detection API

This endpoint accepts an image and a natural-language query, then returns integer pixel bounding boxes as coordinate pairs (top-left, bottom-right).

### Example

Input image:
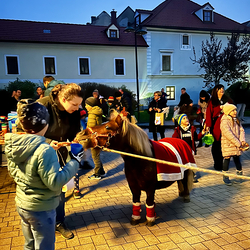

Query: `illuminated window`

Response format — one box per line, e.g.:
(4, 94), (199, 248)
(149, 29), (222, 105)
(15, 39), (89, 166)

(166, 86), (175, 100)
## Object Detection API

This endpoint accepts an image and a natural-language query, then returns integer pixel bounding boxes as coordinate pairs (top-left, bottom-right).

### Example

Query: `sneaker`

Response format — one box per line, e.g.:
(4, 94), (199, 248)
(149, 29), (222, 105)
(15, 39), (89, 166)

(73, 189), (81, 199)
(234, 170), (243, 184)
(80, 161), (93, 169)
(100, 173), (106, 178)
(88, 174), (101, 180)
(223, 176), (233, 186)
(56, 223), (74, 240)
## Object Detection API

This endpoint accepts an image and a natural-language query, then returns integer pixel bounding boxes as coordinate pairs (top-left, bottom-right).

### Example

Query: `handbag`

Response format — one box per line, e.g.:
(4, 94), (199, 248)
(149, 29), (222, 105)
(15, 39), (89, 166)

(155, 113), (164, 125)
(202, 132), (214, 145)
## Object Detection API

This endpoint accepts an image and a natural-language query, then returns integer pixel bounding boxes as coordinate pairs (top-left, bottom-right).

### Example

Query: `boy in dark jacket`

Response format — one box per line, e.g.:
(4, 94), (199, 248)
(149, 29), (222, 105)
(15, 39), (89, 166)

(172, 113), (205, 182)
(5, 100), (83, 250)
(172, 114), (205, 154)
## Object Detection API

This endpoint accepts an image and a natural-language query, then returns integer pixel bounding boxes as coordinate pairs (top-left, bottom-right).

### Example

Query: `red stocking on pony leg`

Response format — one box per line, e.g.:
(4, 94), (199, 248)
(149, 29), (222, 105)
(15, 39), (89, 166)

(146, 203), (156, 226)
(131, 202), (141, 225)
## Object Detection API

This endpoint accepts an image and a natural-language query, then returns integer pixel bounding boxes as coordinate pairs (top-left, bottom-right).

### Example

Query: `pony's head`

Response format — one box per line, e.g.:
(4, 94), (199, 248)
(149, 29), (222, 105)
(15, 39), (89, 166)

(74, 110), (124, 148)
(74, 108), (152, 157)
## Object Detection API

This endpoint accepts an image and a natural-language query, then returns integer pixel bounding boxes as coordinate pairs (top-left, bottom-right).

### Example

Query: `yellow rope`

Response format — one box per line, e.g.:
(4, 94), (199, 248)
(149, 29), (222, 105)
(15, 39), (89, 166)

(102, 147), (250, 181)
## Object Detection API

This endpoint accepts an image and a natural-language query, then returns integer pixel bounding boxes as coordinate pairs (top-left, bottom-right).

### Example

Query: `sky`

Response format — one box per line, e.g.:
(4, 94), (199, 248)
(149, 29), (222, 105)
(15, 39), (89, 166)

(1, 0), (249, 25)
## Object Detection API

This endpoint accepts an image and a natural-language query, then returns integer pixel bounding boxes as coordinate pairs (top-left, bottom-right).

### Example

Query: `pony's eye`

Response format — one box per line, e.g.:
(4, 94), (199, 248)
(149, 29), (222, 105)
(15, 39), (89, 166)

(105, 126), (109, 129)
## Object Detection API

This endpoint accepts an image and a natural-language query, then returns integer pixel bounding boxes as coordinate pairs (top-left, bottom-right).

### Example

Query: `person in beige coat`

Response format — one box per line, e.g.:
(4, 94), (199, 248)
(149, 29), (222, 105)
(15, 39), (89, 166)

(220, 103), (246, 185)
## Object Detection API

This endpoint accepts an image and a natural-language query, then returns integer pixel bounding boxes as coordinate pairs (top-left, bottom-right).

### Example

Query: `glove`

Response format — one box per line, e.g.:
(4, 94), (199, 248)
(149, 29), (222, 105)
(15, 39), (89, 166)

(69, 149), (84, 163)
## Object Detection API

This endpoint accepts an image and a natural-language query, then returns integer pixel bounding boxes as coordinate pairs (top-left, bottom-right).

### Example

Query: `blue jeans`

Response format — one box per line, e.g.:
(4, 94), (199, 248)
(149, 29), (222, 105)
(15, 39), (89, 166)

(16, 207), (56, 250)
(56, 192), (65, 224)
(237, 103), (246, 120)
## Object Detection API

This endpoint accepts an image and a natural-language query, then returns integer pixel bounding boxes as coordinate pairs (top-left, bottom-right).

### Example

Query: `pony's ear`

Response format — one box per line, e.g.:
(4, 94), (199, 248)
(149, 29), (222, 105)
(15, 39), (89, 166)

(120, 107), (128, 117)
(115, 114), (123, 127)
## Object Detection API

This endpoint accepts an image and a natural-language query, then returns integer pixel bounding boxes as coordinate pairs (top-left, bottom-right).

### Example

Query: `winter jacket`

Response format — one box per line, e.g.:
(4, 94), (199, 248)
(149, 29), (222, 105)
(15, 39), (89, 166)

(38, 93), (81, 163)
(87, 106), (103, 128)
(205, 97), (232, 141)
(178, 92), (192, 107)
(198, 100), (209, 120)
(5, 133), (79, 211)
(220, 115), (245, 157)
(148, 98), (167, 133)
(44, 80), (65, 97)
(172, 125), (203, 154)
(38, 94), (81, 142)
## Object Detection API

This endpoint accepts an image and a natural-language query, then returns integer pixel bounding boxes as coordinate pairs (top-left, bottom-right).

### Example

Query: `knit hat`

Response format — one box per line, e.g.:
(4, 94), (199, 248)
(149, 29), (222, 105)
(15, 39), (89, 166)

(108, 96), (114, 102)
(115, 91), (122, 98)
(177, 114), (187, 125)
(17, 99), (50, 133)
(80, 109), (86, 117)
(222, 103), (237, 115)
(85, 97), (98, 107)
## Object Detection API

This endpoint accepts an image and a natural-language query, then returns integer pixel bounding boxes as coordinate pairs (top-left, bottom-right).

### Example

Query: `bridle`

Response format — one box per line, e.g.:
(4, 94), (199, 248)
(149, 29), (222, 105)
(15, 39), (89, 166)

(86, 127), (118, 148)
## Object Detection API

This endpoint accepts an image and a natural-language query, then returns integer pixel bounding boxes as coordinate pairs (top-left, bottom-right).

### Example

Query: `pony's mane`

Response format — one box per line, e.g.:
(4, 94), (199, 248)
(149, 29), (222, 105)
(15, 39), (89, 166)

(109, 109), (153, 156)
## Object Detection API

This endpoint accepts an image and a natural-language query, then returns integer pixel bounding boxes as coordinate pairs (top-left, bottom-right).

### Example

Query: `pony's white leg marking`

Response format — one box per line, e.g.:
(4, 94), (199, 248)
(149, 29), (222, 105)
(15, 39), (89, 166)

(132, 202), (141, 220)
(146, 203), (156, 222)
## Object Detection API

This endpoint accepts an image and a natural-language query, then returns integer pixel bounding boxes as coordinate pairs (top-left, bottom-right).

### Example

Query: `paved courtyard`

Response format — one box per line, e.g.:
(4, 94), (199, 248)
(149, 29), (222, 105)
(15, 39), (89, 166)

(1, 127), (250, 249)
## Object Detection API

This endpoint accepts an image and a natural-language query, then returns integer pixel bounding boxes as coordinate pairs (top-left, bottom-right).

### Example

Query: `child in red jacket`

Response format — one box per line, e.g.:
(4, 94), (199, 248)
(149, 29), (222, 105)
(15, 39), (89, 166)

(172, 114), (205, 182)
(172, 114), (205, 155)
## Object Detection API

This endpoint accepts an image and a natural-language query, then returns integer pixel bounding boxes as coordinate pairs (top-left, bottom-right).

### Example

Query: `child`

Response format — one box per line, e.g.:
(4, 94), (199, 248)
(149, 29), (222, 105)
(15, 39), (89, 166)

(220, 103), (246, 185)
(4, 100), (83, 250)
(172, 113), (205, 182)
(172, 114), (205, 154)
(78, 108), (93, 171)
(85, 97), (106, 180)
(172, 105), (179, 127)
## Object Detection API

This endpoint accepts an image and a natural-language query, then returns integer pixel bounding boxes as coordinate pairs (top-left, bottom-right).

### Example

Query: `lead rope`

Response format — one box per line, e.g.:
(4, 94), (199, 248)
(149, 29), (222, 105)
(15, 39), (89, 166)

(101, 147), (250, 181)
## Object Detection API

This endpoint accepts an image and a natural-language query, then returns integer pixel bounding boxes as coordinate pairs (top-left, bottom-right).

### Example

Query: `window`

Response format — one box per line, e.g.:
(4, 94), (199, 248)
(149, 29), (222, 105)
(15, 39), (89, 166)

(183, 35), (189, 45)
(79, 57), (90, 75)
(203, 10), (212, 22)
(110, 30), (117, 38)
(5, 55), (19, 74)
(181, 34), (191, 50)
(115, 58), (125, 75)
(44, 56), (56, 75)
(162, 55), (171, 71)
(166, 86), (175, 100)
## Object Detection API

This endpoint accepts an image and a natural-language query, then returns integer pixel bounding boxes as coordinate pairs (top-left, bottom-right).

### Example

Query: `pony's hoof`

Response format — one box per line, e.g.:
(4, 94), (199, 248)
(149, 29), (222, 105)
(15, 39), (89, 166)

(130, 218), (140, 225)
(146, 220), (155, 227)
(183, 196), (190, 203)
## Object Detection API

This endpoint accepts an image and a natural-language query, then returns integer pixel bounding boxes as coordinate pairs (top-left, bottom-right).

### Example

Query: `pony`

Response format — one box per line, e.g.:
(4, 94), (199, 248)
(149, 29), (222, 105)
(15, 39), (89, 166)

(75, 110), (195, 226)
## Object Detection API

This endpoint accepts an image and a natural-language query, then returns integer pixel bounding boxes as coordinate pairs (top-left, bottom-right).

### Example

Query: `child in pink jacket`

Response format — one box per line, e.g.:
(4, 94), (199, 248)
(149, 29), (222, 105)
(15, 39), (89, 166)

(220, 104), (246, 185)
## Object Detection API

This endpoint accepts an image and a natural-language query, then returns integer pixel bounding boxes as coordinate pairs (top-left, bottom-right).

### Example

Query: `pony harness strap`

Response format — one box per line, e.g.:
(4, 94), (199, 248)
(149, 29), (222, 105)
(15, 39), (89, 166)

(151, 138), (197, 181)
(86, 127), (115, 147)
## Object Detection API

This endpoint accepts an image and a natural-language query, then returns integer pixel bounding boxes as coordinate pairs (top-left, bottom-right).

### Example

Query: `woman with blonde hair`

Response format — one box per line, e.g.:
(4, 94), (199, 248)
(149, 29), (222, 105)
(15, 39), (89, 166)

(148, 91), (166, 141)
(38, 83), (83, 239)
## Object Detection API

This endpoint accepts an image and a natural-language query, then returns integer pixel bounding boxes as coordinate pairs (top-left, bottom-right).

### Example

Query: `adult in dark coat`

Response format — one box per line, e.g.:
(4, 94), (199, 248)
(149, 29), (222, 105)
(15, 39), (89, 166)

(148, 91), (167, 141)
(38, 83), (83, 239)
(178, 88), (191, 107)
(119, 89), (133, 115)
(205, 84), (232, 171)
(234, 82), (250, 121)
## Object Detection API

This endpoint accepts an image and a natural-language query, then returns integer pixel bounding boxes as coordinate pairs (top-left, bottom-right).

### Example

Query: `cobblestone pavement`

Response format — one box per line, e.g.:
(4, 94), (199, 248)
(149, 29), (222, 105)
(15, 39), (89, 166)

(1, 128), (250, 249)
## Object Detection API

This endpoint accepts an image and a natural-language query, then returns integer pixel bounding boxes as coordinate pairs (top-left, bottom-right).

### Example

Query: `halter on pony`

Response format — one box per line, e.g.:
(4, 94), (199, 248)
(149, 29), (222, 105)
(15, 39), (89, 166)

(86, 127), (115, 147)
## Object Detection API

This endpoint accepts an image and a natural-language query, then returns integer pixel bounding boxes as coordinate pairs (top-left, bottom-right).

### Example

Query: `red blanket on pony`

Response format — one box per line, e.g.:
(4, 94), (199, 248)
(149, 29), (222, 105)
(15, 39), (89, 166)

(151, 138), (197, 181)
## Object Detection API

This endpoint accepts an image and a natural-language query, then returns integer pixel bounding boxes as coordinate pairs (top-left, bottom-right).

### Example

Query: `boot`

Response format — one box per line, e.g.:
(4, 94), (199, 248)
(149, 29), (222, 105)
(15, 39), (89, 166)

(222, 171), (232, 186)
(234, 170), (243, 184)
